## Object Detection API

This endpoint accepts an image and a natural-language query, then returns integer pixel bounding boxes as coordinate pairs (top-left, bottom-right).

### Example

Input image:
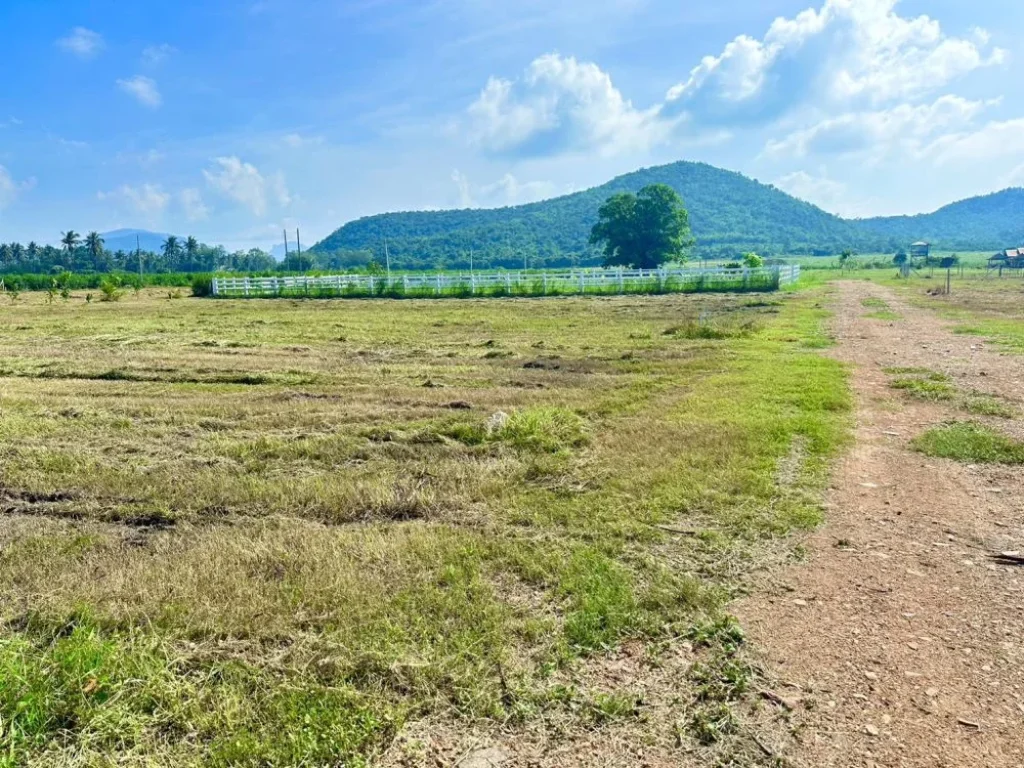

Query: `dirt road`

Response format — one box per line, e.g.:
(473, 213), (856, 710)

(738, 281), (1024, 767)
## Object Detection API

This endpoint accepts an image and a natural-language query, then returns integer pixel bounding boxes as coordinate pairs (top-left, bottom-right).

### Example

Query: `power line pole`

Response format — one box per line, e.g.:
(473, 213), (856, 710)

(296, 228), (303, 274)
(137, 235), (143, 282)
(283, 230), (290, 262)
(384, 235), (391, 279)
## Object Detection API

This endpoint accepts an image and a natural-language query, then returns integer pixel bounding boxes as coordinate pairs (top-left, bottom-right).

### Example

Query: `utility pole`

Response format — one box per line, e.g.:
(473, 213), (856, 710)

(384, 235), (391, 279)
(283, 230), (290, 262)
(296, 228), (303, 274)
(470, 247), (474, 274)
(137, 235), (143, 282)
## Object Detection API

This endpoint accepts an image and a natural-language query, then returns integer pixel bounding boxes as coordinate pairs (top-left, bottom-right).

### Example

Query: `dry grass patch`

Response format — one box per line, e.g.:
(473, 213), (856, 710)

(0, 288), (848, 765)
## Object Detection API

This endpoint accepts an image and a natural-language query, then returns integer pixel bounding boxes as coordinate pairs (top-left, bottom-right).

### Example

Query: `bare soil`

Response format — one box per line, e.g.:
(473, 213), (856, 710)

(737, 281), (1024, 767)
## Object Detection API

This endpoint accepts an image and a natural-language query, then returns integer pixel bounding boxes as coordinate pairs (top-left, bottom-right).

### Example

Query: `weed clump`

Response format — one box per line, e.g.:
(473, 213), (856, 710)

(887, 368), (955, 401)
(960, 396), (1014, 419)
(911, 422), (1024, 464)
(491, 407), (588, 454)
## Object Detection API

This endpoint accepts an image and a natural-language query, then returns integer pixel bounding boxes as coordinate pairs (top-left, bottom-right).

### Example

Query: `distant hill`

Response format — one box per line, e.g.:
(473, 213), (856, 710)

(100, 229), (174, 254)
(855, 189), (1024, 251)
(311, 161), (864, 268)
(311, 162), (1024, 268)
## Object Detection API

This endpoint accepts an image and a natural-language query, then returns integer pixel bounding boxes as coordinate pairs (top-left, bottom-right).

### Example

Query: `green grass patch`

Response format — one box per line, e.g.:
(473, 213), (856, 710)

(860, 297), (889, 309)
(960, 396), (1015, 419)
(911, 422), (1024, 464)
(887, 367), (955, 401)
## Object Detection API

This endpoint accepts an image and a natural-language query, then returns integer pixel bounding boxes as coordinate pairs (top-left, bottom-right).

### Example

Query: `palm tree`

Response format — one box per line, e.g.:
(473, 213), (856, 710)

(85, 232), (105, 265)
(11, 243), (24, 264)
(185, 236), (199, 270)
(26, 242), (39, 260)
(61, 230), (81, 256)
(162, 236), (180, 260)
(0, 243), (12, 266)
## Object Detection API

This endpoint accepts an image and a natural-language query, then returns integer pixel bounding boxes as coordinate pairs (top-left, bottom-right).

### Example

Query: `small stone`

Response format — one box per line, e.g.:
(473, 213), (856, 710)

(926, 688), (940, 698)
(792, 599), (808, 607)
(865, 671), (879, 681)
(907, 642), (920, 651)
(865, 724), (880, 737)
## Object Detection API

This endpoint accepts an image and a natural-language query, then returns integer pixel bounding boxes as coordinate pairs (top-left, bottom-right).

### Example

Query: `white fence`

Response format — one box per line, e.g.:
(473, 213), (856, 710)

(211, 265), (800, 298)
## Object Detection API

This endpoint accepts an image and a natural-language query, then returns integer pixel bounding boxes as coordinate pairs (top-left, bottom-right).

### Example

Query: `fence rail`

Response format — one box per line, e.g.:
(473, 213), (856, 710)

(211, 265), (800, 299)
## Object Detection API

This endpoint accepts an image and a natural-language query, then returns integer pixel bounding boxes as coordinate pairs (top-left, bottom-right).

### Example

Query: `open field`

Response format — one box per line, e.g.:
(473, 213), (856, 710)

(0, 288), (848, 766)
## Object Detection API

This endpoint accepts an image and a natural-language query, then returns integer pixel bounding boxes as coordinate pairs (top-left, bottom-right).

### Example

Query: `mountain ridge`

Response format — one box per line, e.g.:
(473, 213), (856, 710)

(311, 162), (1024, 268)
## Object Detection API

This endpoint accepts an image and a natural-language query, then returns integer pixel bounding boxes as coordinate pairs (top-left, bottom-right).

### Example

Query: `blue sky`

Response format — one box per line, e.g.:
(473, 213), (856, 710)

(1, 0), (1023, 250)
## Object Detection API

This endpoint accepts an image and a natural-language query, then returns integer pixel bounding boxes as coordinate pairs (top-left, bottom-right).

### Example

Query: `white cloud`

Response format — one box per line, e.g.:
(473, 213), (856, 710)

(57, 27), (104, 59)
(479, 173), (559, 205)
(665, 0), (1006, 122)
(450, 169), (561, 208)
(923, 118), (1024, 167)
(203, 156), (290, 216)
(142, 44), (176, 65)
(117, 76), (162, 108)
(772, 169), (877, 217)
(767, 95), (991, 159)
(0, 166), (20, 210)
(0, 167), (36, 211)
(180, 188), (210, 221)
(451, 169), (473, 207)
(98, 184), (171, 217)
(282, 133), (324, 148)
(466, 53), (671, 156)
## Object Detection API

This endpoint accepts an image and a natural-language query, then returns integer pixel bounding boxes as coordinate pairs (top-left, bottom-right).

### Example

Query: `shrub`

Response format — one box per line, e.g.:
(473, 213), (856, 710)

(98, 277), (124, 302)
(191, 275), (214, 297)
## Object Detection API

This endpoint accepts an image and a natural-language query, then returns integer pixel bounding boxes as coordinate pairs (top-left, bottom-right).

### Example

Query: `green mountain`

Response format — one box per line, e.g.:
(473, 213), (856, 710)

(311, 161), (1024, 269)
(854, 188), (1024, 251)
(311, 161), (862, 269)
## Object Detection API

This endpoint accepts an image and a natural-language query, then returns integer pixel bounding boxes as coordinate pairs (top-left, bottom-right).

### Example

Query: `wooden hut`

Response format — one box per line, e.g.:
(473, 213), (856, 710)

(909, 241), (931, 260)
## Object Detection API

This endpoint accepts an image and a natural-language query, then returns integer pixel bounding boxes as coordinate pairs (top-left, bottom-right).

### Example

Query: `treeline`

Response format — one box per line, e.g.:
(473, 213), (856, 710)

(0, 231), (281, 275)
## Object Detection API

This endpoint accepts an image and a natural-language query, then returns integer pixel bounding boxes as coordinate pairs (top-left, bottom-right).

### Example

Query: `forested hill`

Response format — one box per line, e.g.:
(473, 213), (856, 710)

(854, 188), (1024, 251)
(311, 162), (863, 268)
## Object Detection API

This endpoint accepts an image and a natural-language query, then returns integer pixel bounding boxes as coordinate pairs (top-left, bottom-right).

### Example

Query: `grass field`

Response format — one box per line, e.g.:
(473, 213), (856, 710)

(0, 287), (849, 766)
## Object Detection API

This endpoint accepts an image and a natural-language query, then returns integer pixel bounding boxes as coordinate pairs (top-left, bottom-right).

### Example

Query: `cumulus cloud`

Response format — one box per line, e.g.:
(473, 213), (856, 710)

(922, 118), (1024, 166)
(203, 156), (290, 216)
(466, 53), (671, 156)
(767, 95), (992, 159)
(98, 184), (171, 217)
(665, 0), (1005, 122)
(180, 188), (210, 221)
(57, 27), (104, 59)
(117, 76), (162, 108)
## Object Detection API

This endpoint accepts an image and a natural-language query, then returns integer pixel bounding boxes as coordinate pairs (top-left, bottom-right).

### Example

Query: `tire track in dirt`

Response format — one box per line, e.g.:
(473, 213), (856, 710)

(737, 281), (1024, 767)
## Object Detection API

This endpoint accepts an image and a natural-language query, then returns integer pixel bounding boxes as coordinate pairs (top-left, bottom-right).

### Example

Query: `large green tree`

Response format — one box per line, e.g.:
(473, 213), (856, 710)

(589, 184), (694, 269)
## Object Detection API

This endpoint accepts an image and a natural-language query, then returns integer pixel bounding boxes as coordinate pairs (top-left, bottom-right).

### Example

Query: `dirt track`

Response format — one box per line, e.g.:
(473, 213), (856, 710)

(738, 281), (1024, 767)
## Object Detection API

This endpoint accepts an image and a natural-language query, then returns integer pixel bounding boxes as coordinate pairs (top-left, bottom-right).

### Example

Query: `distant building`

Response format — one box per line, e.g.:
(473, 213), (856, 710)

(909, 241), (931, 259)
(989, 248), (1024, 271)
